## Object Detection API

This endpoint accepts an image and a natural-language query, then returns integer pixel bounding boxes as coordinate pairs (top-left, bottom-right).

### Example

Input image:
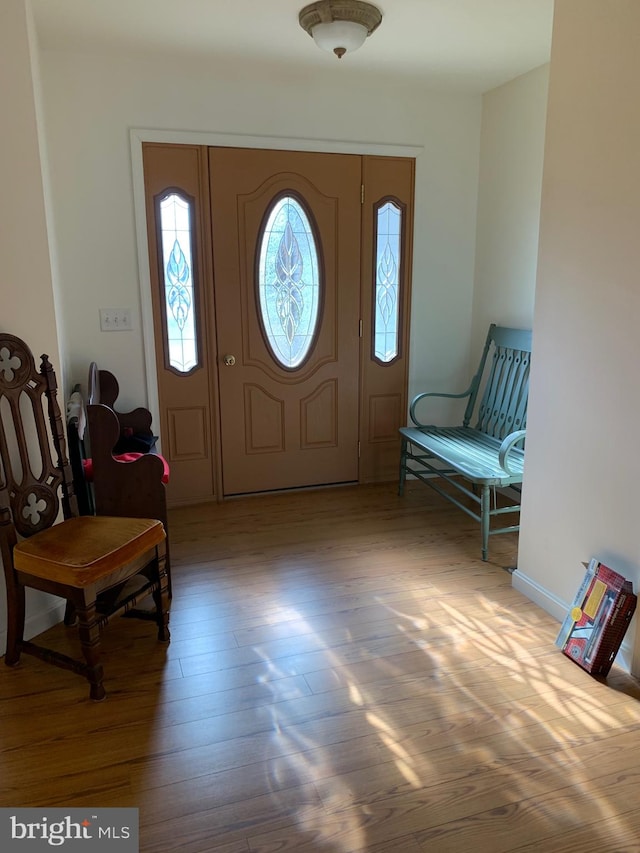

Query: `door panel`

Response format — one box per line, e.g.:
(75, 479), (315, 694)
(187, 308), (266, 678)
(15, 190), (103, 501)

(167, 406), (208, 457)
(209, 148), (362, 495)
(302, 380), (337, 447)
(142, 143), (218, 506)
(359, 156), (415, 482)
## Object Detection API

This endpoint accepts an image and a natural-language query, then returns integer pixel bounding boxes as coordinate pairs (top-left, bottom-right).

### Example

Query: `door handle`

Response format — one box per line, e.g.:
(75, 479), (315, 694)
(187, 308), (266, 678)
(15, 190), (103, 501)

(222, 354), (236, 366)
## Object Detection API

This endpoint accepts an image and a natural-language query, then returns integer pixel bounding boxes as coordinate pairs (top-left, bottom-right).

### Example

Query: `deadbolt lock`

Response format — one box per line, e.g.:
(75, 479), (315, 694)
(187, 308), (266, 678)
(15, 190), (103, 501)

(223, 354), (236, 367)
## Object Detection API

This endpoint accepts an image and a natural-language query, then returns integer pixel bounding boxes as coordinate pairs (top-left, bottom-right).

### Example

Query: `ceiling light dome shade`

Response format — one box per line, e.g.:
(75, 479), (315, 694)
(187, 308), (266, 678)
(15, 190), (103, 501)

(299, 1), (382, 59)
(311, 20), (368, 56)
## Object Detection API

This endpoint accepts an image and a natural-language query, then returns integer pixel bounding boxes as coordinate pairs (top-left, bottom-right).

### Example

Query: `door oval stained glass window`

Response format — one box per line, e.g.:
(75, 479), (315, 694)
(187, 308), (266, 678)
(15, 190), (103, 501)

(257, 195), (321, 369)
(158, 191), (199, 374)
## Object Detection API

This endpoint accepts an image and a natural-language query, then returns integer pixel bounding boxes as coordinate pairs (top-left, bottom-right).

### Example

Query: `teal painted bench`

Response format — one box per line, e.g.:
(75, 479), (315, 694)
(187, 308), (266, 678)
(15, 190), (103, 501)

(399, 324), (532, 561)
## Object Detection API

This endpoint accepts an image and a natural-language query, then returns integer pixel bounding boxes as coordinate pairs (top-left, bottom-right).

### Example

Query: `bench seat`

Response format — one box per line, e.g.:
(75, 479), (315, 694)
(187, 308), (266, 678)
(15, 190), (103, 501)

(399, 324), (532, 561)
(399, 426), (525, 486)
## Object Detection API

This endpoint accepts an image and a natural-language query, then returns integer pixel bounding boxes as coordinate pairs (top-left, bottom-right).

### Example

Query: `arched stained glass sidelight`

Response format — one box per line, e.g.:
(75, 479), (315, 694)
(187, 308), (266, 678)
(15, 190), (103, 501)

(374, 200), (402, 364)
(257, 196), (321, 369)
(158, 192), (198, 373)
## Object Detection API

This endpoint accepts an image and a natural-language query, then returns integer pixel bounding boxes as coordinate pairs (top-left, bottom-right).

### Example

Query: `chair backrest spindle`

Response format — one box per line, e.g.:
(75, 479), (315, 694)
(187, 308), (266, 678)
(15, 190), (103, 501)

(41, 353), (78, 519)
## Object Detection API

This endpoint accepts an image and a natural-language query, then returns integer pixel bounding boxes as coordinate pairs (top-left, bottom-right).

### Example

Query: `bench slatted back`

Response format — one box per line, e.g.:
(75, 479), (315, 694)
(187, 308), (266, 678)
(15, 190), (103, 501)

(463, 325), (532, 440)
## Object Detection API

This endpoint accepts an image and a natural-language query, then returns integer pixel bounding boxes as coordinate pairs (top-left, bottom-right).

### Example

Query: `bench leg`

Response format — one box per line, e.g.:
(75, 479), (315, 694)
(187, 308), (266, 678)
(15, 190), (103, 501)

(480, 484), (490, 561)
(398, 437), (408, 496)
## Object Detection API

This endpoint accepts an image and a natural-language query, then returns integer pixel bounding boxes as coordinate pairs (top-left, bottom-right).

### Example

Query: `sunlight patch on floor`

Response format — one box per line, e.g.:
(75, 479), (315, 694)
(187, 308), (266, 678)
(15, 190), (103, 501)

(244, 580), (639, 851)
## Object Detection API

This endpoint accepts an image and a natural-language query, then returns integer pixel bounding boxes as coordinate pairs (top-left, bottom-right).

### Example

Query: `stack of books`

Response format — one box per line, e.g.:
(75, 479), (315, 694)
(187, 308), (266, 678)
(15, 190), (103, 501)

(555, 558), (637, 676)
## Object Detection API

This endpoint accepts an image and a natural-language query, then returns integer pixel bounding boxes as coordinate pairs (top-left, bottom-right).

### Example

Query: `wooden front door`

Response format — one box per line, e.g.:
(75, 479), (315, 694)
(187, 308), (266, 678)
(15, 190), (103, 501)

(143, 143), (414, 505)
(209, 148), (361, 495)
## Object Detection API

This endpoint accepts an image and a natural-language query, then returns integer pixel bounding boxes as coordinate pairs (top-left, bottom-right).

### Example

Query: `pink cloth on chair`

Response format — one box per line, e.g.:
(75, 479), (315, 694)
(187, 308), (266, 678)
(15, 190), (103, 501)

(83, 453), (170, 484)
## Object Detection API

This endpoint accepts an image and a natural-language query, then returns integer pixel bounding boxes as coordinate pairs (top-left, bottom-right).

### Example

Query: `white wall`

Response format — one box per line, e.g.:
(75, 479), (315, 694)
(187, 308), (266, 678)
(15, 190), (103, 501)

(38, 50), (483, 411)
(0, 0), (66, 653)
(0, 1), (59, 356)
(515, 0), (640, 675)
(472, 65), (549, 355)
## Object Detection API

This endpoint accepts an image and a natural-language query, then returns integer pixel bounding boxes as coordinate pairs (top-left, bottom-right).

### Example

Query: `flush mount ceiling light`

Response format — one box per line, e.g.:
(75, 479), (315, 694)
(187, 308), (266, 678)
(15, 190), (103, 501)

(298, 0), (383, 59)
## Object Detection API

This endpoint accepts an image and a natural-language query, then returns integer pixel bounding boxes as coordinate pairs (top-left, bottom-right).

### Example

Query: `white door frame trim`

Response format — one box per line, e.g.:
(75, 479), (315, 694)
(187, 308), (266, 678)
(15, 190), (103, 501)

(129, 128), (423, 448)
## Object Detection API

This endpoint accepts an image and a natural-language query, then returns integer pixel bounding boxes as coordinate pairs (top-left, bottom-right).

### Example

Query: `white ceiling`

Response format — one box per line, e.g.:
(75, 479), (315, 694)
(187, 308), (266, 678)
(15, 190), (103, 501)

(31, 0), (554, 94)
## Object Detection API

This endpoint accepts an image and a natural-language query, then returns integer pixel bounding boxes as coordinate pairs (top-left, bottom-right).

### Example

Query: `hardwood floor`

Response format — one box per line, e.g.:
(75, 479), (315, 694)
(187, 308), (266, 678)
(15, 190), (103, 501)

(1, 482), (640, 852)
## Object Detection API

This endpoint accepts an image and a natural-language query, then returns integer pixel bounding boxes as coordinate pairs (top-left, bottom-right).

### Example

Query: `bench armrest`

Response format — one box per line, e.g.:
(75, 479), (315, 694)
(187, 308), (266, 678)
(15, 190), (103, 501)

(498, 429), (526, 474)
(409, 388), (473, 427)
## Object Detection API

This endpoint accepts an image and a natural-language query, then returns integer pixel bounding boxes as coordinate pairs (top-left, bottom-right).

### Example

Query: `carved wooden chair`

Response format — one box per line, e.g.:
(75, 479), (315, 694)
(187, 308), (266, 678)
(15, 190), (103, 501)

(0, 333), (170, 700)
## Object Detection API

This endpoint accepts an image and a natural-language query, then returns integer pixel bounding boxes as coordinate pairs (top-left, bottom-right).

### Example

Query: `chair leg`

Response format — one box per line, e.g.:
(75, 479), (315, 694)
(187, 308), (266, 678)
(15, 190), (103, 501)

(64, 600), (77, 626)
(153, 551), (171, 644)
(480, 485), (490, 562)
(75, 599), (106, 701)
(153, 587), (171, 644)
(398, 438), (408, 496)
(164, 543), (173, 600)
(4, 582), (25, 666)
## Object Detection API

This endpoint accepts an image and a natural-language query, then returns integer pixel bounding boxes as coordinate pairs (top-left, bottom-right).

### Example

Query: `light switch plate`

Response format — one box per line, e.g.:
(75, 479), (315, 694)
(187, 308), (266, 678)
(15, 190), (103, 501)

(99, 308), (132, 331)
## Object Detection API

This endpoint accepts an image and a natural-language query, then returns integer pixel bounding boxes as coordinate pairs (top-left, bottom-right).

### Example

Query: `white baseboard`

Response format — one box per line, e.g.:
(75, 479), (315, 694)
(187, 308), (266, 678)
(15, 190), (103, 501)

(512, 568), (635, 674)
(0, 600), (66, 658)
(511, 569), (568, 621)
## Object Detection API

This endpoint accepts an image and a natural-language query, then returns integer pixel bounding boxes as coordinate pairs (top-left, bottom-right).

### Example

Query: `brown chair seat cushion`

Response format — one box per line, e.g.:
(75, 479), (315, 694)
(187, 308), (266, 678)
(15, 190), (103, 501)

(14, 516), (165, 586)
